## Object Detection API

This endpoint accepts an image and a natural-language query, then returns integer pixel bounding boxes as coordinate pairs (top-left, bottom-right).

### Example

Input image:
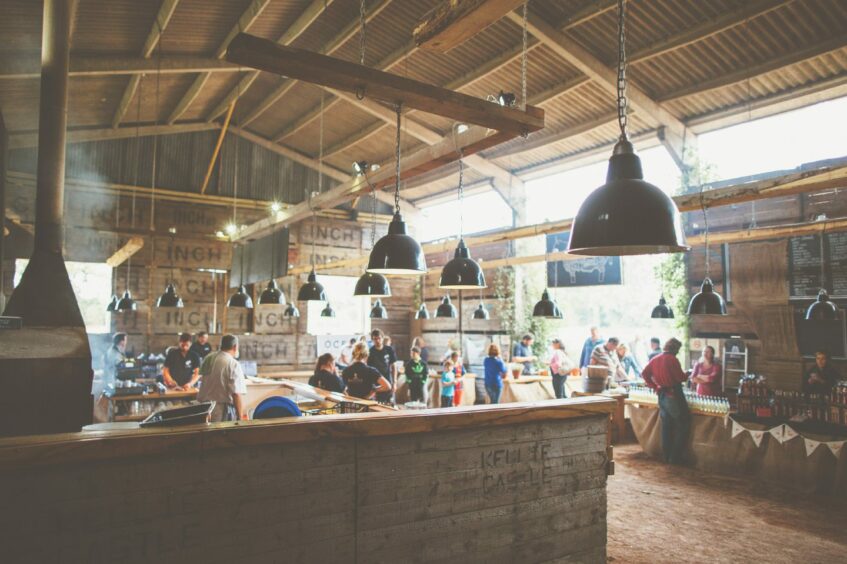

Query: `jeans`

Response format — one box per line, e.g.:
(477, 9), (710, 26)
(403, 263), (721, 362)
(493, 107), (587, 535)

(486, 385), (502, 404)
(474, 377), (487, 404)
(441, 395), (453, 408)
(552, 374), (567, 399)
(658, 385), (690, 464)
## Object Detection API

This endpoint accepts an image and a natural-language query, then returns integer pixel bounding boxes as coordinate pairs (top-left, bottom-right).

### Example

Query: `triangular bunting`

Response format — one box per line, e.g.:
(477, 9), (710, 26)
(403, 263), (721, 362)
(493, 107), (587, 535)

(826, 441), (845, 457)
(749, 430), (765, 447)
(768, 425), (784, 444)
(731, 420), (745, 438)
(804, 438), (821, 456)
(783, 425), (798, 442)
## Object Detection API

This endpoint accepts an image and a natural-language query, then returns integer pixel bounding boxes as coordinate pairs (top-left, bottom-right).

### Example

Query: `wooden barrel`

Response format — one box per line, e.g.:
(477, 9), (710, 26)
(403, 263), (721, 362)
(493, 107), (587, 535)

(582, 366), (608, 393)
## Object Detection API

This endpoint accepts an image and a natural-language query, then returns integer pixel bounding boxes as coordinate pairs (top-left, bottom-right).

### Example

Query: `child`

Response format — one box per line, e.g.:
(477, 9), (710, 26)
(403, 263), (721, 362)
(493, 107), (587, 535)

(441, 360), (455, 408)
(405, 346), (428, 403)
(450, 351), (464, 406)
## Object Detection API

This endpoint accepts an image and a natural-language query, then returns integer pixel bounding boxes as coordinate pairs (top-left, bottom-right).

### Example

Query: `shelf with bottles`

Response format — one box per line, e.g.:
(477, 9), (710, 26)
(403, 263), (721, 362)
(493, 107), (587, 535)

(736, 375), (847, 426)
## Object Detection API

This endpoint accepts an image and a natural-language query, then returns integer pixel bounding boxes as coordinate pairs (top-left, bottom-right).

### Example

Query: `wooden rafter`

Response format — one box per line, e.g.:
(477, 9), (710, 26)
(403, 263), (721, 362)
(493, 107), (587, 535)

(199, 102), (235, 195)
(8, 122), (219, 150)
(0, 56), (238, 80)
(224, 0), (384, 126)
(111, 0), (180, 128)
(105, 237), (144, 268)
(165, 0), (271, 124)
(413, 0), (526, 53)
(234, 124), (520, 241)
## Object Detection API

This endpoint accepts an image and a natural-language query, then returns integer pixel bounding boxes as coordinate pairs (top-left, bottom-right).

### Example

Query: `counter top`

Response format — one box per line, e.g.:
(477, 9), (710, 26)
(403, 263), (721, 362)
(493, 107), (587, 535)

(105, 389), (198, 402)
(0, 396), (615, 469)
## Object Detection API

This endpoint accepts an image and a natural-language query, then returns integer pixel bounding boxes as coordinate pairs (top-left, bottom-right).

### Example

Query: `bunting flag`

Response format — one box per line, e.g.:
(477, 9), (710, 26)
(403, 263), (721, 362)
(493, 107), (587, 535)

(783, 425), (799, 442)
(804, 438), (821, 456)
(826, 441), (845, 457)
(749, 430), (765, 447)
(768, 425), (784, 444)
(731, 420), (745, 438)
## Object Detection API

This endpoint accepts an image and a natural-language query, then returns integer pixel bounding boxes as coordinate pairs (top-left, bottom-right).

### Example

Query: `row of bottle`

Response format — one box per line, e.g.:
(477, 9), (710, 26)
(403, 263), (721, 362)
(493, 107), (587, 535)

(628, 384), (730, 415)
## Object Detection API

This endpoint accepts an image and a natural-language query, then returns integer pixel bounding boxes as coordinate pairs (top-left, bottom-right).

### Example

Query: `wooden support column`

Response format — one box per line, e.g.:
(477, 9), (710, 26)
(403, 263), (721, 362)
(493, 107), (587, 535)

(0, 110), (7, 310)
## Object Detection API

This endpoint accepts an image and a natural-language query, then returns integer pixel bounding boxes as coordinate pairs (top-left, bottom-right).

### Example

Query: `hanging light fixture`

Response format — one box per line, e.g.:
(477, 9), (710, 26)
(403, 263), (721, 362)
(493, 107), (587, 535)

(284, 279), (300, 317)
(258, 233), (284, 304)
(116, 289), (137, 312)
(687, 194), (726, 315)
(806, 232), (838, 320)
(415, 303), (430, 319)
(440, 148), (485, 289)
(321, 302), (336, 317)
(354, 175), (391, 297)
(106, 294), (119, 312)
(568, 0), (687, 256)
(370, 298), (388, 319)
(436, 294), (457, 318)
(299, 90), (330, 303)
(651, 267), (674, 319)
(367, 104), (427, 275)
(157, 228), (185, 307)
(472, 258), (489, 319)
(533, 245), (563, 319)
(227, 244), (254, 309)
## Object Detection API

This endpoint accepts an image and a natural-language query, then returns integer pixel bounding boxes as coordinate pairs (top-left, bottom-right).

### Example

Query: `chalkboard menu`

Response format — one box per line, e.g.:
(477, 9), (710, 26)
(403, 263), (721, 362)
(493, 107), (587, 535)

(231, 228), (290, 286)
(545, 232), (622, 287)
(788, 231), (847, 298)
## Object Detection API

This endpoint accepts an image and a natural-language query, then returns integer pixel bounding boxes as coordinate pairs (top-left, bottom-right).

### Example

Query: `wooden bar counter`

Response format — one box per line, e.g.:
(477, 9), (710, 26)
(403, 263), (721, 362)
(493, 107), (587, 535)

(0, 397), (615, 563)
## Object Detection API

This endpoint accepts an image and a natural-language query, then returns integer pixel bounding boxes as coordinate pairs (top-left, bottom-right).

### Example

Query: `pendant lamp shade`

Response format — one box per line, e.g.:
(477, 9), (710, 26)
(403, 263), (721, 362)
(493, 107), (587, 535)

(227, 284), (253, 309)
(354, 271), (391, 297)
(439, 239), (486, 289)
(284, 302), (300, 318)
(532, 289), (559, 318)
(568, 141), (688, 256)
(367, 212), (427, 275)
(472, 303), (489, 320)
(321, 302), (336, 318)
(651, 295), (674, 319)
(258, 279), (285, 305)
(297, 270), (326, 301)
(415, 303), (430, 319)
(687, 278), (726, 315)
(805, 289), (838, 321)
(435, 295), (457, 318)
(116, 290), (137, 312)
(106, 294), (119, 312)
(156, 283), (184, 308)
(370, 299), (388, 319)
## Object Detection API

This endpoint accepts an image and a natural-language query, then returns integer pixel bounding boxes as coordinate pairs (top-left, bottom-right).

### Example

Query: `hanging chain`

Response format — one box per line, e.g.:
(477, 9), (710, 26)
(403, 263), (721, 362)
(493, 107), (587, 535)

(520, 1), (528, 111)
(370, 178), (377, 247)
(318, 90), (324, 194)
(359, 0), (367, 65)
(700, 187), (710, 280)
(616, 0), (628, 141)
(394, 104), (402, 215)
(458, 148), (465, 240)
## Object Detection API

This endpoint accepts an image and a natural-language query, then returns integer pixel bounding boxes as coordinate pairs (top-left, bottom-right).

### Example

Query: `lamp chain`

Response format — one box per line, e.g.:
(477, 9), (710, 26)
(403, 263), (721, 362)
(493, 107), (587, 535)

(458, 148), (464, 240)
(359, 0), (366, 65)
(394, 104), (402, 215)
(370, 177), (377, 248)
(616, 0), (628, 141)
(520, 1), (528, 111)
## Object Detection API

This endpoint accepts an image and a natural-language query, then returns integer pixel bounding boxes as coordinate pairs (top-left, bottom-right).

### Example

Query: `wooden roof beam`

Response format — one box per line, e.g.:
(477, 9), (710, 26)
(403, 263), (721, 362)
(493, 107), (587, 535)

(413, 0), (527, 53)
(234, 124), (518, 241)
(8, 122), (219, 150)
(110, 0), (180, 128)
(217, 0), (382, 126)
(165, 0), (272, 124)
(105, 237), (144, 268)
(0, 56), (239, 80)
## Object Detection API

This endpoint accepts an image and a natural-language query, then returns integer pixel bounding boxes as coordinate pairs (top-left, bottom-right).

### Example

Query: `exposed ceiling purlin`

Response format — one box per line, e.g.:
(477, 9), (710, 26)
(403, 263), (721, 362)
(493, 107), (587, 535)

(110, 0), (180, 129)
(165, 0), (272, 125)
(0, 56), (239, 80)
(217, 0), (390, 126)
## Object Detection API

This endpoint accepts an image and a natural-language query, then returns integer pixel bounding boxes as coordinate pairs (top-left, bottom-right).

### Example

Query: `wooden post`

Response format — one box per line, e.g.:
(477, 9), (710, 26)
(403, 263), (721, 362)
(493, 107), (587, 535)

(0, 110), (7, 311)
(200, 101), (235, 195)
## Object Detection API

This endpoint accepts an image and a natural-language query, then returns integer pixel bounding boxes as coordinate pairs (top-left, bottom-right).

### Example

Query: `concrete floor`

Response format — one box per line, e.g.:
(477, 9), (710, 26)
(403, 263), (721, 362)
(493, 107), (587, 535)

(607, 443), (847, 563)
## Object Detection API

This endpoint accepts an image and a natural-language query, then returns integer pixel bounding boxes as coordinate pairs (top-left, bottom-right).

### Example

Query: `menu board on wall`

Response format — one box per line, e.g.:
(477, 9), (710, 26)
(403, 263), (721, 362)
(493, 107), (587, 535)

(545, 232), (622, 287)
(788, 231), (847, 298)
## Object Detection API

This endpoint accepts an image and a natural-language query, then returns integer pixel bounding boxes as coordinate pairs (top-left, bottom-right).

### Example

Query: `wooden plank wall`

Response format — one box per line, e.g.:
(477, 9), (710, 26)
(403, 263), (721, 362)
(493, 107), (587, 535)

(687, 188), (847, 391)
(0, 416), (609, 563)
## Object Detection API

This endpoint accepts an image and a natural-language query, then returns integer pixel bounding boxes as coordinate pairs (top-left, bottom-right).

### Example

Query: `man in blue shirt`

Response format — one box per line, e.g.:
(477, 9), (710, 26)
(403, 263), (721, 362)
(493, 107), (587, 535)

(580, 327), (604, 368)
(512, 334), (537, 375)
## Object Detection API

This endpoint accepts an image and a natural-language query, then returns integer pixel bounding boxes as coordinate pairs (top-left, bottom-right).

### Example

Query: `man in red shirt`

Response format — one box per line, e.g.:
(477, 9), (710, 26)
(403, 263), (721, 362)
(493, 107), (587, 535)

(641, 338), (689, 465)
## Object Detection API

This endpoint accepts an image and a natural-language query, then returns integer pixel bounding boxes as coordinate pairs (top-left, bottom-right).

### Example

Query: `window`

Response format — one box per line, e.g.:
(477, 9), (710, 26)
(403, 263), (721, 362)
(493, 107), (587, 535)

(14, 259), (113, 334)
(306, 275), (371, 336)
(418, 190), (514, 242)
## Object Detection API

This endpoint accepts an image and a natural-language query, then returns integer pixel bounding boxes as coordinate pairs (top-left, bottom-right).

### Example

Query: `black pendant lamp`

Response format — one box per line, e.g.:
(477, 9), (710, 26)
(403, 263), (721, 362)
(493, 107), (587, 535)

(321, 302), (336, 317)
(355, 186), (391, 297)
(568, 0), (688, 257)
(806, 289), (838, 321)
(532, 289), (558, 318)
(117, 289), (137, 312)
(687, 192), (726, 315)
(106, 294), (119, 312)
(157, 228), (184, 308)
(259, 279), (284, 305)
(370, 299), (388, 319)
(473, 303), (489, 320)
(228, 243), (254, 309)
(436, 295), (457, 318)
(367, 105), (426, 275)
(440, 153), (485, 289)
(651, 295), (675, 319)
(415, 302), (430, 319)
(298, 269), (326, 301)
(284, 302), (301, 318)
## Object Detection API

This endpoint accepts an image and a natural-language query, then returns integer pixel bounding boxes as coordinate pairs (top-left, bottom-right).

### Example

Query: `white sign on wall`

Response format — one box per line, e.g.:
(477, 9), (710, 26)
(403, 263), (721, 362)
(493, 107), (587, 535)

(317, 334), (358, 359)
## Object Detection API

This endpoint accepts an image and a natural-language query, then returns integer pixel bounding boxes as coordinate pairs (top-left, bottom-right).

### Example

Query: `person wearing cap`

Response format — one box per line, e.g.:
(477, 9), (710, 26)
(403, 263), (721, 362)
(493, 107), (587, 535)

(549, 338), (575, 399)
(163, 332), (201, 390)
(189, 331), (213, 360)
(198, 334), (246, 422)
(641, 338), (689, 465)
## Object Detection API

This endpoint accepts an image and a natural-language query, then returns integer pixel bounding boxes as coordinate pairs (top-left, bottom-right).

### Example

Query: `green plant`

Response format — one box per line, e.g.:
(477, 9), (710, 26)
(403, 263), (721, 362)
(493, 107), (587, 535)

(655, 253), (688, 351)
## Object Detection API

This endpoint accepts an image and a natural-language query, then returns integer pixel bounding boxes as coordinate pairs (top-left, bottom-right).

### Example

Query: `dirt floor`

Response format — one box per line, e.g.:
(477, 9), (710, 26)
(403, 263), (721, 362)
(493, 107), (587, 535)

(607, 443), (847, 564)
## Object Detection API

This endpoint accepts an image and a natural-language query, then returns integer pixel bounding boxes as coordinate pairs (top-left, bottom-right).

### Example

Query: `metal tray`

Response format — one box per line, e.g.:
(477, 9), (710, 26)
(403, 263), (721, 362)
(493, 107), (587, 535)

(139, 401), (215, 427)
